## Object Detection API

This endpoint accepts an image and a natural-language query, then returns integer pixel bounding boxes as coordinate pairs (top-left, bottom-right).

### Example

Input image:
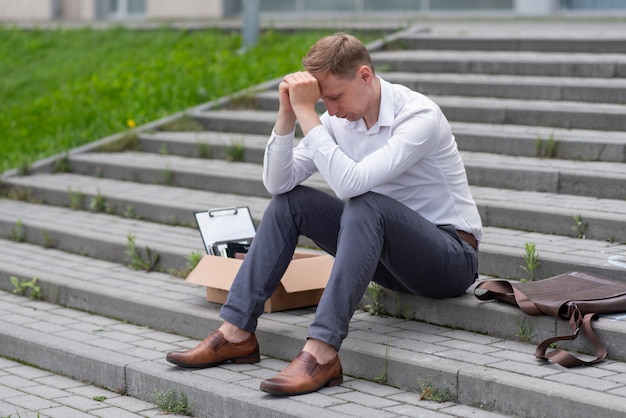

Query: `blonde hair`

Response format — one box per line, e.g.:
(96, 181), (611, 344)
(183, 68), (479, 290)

(302, 33), (374, 79)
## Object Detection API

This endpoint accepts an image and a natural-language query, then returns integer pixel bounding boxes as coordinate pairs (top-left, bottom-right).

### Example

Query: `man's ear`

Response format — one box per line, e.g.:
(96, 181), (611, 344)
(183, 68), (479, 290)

(358, 65), (373, 83)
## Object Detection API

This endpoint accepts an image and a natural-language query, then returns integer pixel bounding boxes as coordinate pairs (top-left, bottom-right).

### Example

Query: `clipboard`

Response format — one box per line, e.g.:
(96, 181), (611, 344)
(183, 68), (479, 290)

(194, 207), (256, 255)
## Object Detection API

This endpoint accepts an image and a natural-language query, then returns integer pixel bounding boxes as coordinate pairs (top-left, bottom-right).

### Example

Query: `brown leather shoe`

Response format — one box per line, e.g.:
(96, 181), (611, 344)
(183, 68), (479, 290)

(259, 351), (343, 396)
(166, 330), (260, 368)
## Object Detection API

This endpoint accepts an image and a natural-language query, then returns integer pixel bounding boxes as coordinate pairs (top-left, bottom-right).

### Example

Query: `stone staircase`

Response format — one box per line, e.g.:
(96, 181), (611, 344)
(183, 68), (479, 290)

(1, 26), (626, 417)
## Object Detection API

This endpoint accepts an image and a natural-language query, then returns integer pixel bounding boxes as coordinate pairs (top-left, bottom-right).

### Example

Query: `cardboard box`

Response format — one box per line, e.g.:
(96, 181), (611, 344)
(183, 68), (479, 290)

(188, 206), (333, 312)
(186, 250), (334, 312)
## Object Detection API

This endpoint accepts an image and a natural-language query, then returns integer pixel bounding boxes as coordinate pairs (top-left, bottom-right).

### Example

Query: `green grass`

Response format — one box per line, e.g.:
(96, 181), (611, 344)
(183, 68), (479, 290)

(0, 27), (377, 175)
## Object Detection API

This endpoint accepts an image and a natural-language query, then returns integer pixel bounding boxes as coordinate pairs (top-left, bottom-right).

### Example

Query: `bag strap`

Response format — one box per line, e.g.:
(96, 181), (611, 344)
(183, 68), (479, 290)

(534, 305), (607, 367)
(475, 280), (609, 368)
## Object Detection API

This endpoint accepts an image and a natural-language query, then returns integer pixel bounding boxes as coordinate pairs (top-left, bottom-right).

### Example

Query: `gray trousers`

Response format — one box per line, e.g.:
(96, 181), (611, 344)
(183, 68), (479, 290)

(220, 186), (478, 350)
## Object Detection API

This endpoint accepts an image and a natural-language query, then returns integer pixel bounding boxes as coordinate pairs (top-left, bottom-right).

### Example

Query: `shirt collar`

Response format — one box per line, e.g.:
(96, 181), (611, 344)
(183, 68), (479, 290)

(360, 77), (392, 134)
(377, 77), (394, 128)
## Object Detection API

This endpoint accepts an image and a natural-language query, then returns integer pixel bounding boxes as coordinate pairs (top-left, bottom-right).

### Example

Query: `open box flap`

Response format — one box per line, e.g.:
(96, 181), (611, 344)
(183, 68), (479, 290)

(186, 252), (334, 294)
(186, 255), (240, 289)
(280, 252), (334, 293)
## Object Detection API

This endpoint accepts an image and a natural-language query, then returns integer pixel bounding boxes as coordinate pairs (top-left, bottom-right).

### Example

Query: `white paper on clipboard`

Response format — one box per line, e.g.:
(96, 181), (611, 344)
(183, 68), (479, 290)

(194, 207), (256, 255)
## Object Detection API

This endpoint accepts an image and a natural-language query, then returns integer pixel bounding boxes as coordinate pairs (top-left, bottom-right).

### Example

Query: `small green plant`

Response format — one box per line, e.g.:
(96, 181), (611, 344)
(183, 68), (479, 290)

(374, 337), (392, 384)
(123, 205), (140, 219)
(160, 167), (174, 186)
(126, 234), (161, 272)
(10, 276), (42, 300)
(196, 141), (211, 159)
(520, 242), (540, 281)
(226, 140), (245, 162)
(67, 187), (85, 210)
(92, 395), (107, 402)
(169, 251), (203, 278)
(535, 132), (557, 158)
(42, 230), (54, 249)
(572, 214), (587, 239)
(364, 282), (387, 316)
(89, 190), (108, 213)
(52, 152), (72, 173)
(514, 315), (534, 342)
(418, 379), (454, 403)
(9, 220), (25, 242)
(394, 293), (414, 320)
(153, 389), (192, 416)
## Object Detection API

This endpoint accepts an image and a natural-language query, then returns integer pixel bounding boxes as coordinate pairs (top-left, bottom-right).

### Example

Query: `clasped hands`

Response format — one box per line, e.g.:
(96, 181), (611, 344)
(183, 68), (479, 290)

(279, 71), (321, 112)
(277, 71), (322, 136)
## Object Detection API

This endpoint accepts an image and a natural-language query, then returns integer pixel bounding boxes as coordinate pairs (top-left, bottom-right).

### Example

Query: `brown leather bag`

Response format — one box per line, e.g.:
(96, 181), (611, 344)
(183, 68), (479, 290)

(475, 271), (626, 367)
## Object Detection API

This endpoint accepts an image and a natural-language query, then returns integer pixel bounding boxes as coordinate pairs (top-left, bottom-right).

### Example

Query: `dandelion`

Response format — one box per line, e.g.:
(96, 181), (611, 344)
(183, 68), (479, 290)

(126, 119), (136, 128)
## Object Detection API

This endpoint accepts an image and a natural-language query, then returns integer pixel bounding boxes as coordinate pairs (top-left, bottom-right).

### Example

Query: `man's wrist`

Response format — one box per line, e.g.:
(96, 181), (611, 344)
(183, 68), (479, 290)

(293, 105), (321, 136)
(274, 110), (297, 136)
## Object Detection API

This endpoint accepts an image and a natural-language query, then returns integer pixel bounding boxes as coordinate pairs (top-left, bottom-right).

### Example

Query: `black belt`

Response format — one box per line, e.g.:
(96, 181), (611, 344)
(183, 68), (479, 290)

(457, 230), (478, 250)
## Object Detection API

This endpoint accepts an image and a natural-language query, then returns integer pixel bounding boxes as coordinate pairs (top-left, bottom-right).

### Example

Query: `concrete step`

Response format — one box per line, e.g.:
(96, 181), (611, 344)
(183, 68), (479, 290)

(433, 95), (626, 132)
(381, 72), (626, 103)
(2, 240), (626, 418)
(188, 98), (626, 163)
(476, 227), (626, 282)
(66, 148), (626, 201)
(0, 356), (183, 417)
(471, 186), (626, 243)
(370, 50), (626, 78)
(253, 90), (626, 131)
(1, 198), (625, 283)
(5, 173), (626, 243)
(464, 151), (626, 200)
(66, 150), (321, 197)
(192, 108), (281, 136)
(4, 172), (271, 227)
(0, 197), (201, 273)
(0, 287), (509, 418)
(451, 122), (626, 162)
(387, 34), (626, 54)
(145, 123), (626, 164)
(138, 130), (268, 164)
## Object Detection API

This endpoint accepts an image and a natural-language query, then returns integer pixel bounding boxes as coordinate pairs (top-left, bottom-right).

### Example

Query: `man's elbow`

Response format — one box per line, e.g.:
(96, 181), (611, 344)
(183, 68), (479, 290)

(264, 181), (293, 196)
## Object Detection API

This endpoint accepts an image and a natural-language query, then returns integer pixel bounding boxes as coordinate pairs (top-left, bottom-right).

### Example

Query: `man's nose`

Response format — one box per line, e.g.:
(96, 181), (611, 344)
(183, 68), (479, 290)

(325, 102), (338, 116)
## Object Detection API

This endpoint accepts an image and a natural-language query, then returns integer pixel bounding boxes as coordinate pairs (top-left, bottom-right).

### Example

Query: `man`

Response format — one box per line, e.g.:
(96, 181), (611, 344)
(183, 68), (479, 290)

(166, 33), (482, 396)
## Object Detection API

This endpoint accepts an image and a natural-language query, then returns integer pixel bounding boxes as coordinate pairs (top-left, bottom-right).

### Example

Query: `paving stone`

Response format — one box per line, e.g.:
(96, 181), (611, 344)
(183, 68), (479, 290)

(43, 405), (102, 418)
(4, 394), (60, 411)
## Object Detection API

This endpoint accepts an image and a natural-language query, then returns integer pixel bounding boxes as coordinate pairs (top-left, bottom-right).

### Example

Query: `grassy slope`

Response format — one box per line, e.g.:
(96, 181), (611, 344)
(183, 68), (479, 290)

(0, 27), (354, 174)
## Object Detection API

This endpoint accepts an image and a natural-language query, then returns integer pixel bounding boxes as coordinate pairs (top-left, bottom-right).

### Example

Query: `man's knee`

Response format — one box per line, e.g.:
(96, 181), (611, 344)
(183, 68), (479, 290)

(344, 192), (386, 218)
(266, 186), (311, 216)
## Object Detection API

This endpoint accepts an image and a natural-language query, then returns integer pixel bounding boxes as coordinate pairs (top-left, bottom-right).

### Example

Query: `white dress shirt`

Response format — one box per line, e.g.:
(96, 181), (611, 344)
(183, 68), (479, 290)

(263, 77), (482, 241)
